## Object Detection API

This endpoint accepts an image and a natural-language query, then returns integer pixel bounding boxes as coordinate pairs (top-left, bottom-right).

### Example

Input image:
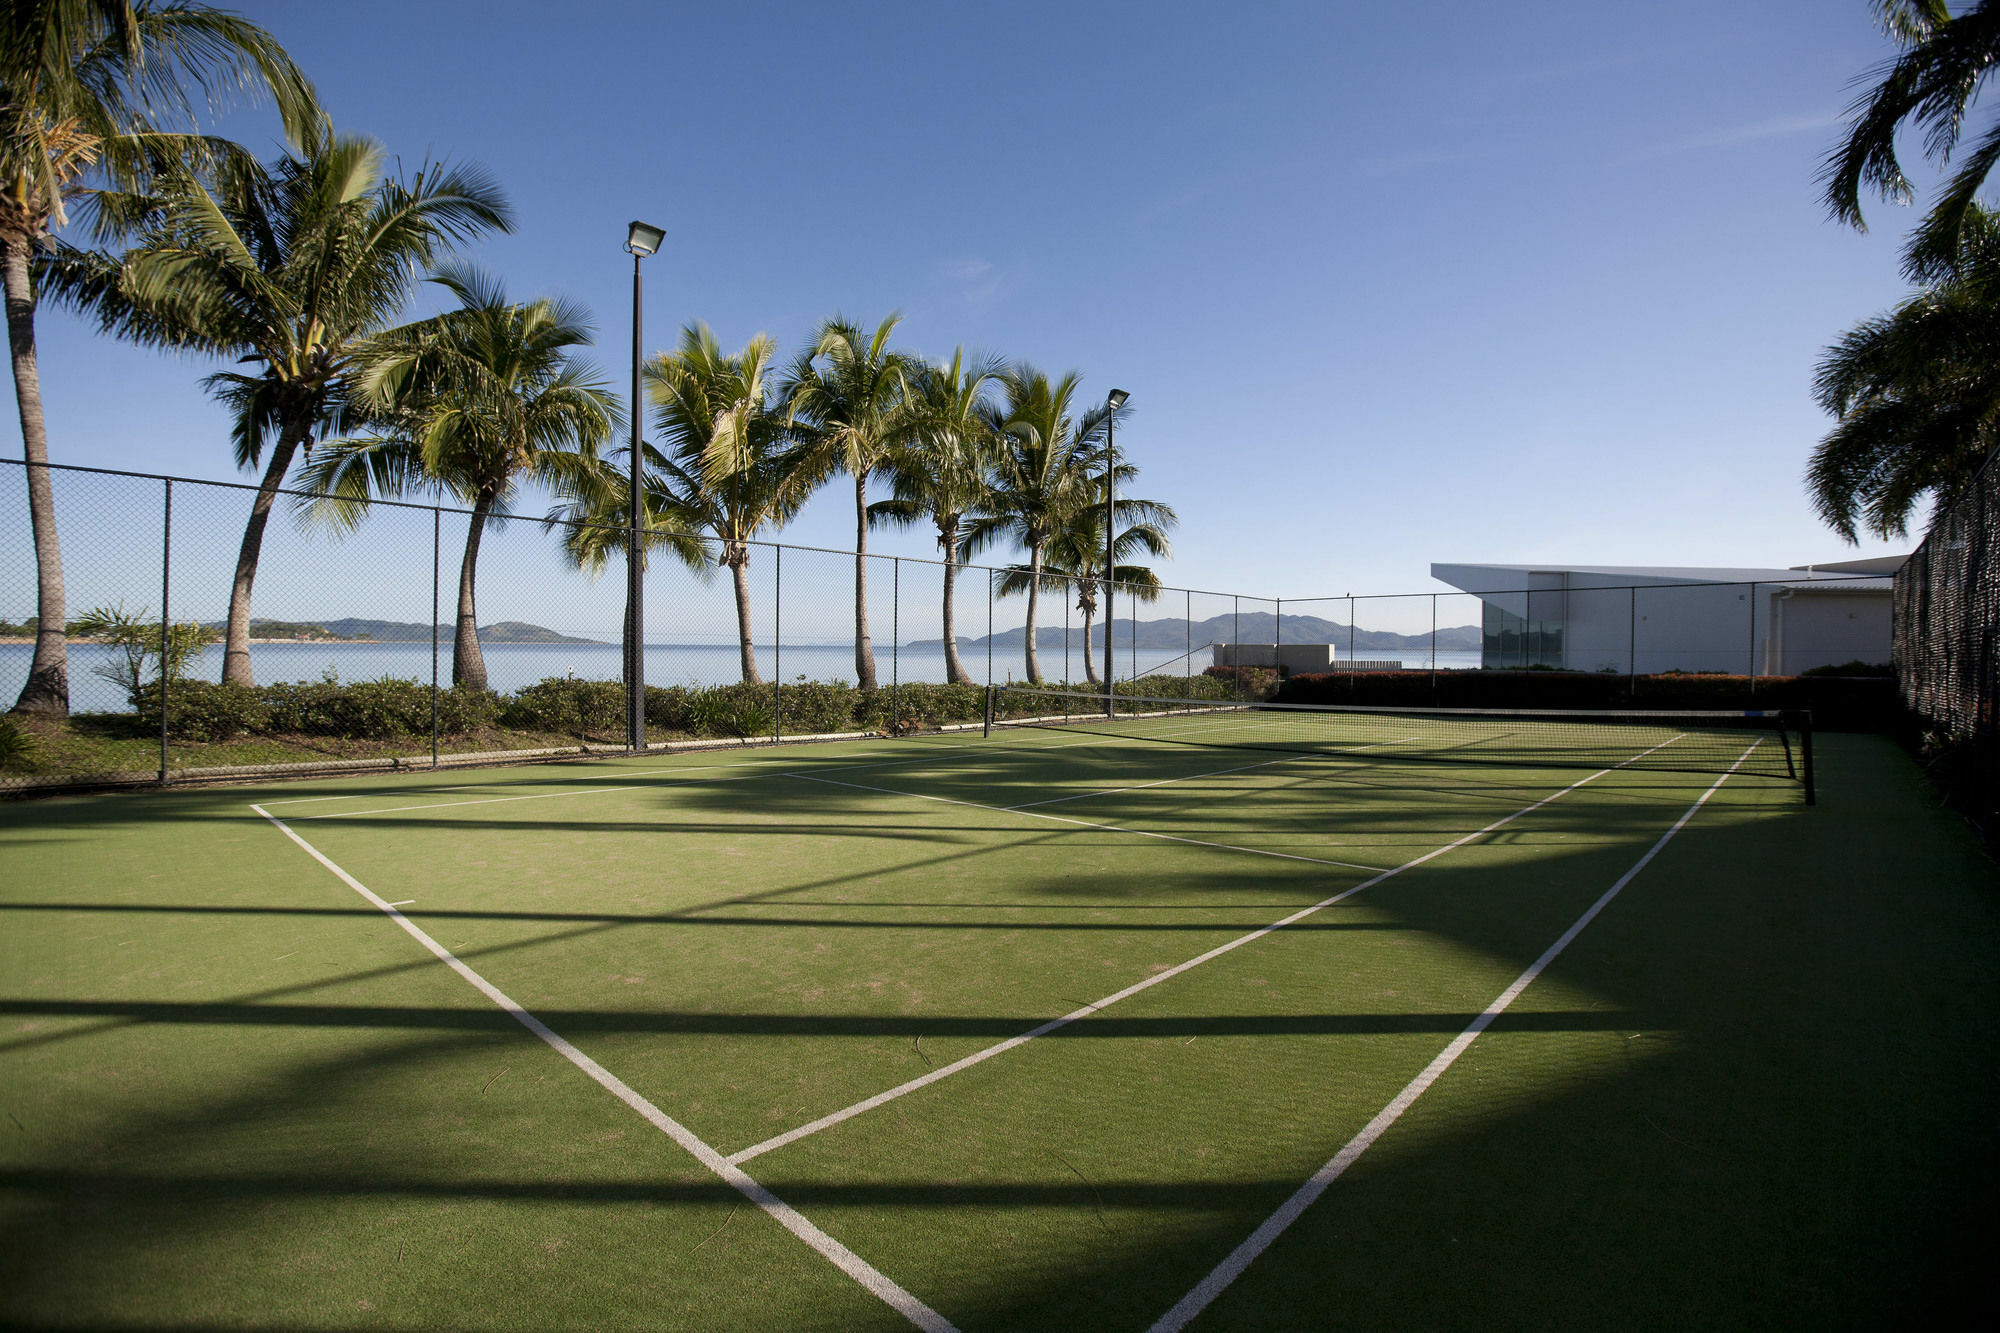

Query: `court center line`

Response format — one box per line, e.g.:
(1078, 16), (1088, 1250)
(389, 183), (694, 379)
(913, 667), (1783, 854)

(728, 738), (1686, 1166)
(1148, 740), (1760, 1333)
(785, 771), (1393, 874)
(250, 803), (958, 1333)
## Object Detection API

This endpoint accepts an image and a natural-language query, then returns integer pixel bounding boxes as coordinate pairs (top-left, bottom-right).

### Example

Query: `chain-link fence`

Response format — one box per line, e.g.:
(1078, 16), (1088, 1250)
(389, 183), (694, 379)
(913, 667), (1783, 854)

(1896, 450), (2000, 832)
(0, 457), (1901, 792)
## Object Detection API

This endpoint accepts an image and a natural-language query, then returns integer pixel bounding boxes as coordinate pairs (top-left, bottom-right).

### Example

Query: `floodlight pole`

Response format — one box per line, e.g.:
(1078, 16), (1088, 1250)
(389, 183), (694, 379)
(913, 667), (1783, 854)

(1103, 389), (1128, 718)
(625, 221), (663, 753)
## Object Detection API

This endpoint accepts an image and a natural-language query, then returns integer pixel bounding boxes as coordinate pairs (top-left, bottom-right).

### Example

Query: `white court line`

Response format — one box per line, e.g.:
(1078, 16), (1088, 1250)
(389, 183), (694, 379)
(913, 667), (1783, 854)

(727, 737), (1686, 1166)
(787, 772), (1392, 875)
(250, 803), (957, 1333)
(1145, 740), (1759, 1333)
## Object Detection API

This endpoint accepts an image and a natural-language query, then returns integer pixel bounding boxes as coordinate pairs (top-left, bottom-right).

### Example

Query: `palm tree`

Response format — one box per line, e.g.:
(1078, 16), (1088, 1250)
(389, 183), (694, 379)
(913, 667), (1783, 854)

(961, 366), (1097, 684)
(1810, 203), (2000, 540)
(46, 129), (511, 686)
(998, 479), (1176, 686)
(542, 444), (715, 684)
(294, 265), (619, 690)
(1825, 1), (2000, 278)
(868, 349), (1002, 685)
(648, 323), (812, 685)
(2, 0), (320, 714)
(782, 313), (910, 690)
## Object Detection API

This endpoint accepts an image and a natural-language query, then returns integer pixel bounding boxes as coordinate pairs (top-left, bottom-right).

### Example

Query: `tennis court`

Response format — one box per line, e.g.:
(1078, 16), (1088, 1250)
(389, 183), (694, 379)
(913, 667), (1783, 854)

(3, 698), (1996, 1329)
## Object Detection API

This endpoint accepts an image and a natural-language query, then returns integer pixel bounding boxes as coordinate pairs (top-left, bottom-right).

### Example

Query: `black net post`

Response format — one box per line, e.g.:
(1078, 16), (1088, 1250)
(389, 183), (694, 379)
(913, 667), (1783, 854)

(987, 567), (994, 688)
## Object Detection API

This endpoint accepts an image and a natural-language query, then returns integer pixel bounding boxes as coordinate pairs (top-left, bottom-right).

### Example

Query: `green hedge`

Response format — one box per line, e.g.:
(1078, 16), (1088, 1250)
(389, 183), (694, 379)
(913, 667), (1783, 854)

(1276, 669), (1901, 732)
(132, 672), (1290, 746)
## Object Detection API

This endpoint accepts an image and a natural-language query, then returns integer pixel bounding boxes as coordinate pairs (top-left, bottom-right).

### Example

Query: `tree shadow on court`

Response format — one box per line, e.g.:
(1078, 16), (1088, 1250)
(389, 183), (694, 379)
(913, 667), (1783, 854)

(4, 737), (1995, 1329)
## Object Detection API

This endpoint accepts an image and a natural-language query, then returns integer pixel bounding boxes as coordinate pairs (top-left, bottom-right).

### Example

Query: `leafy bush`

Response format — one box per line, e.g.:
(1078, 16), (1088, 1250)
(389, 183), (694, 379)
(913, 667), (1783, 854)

(139, 679), (271, 741)
(776, 679), (859, 735)
(853, 682), (985, 731)
(0, 717), (39, 770)
(1800, 660), (1895, 678)
(688, 682), (774, 737)
(503, 677), (625, 735)
(263, 676), (450, 738)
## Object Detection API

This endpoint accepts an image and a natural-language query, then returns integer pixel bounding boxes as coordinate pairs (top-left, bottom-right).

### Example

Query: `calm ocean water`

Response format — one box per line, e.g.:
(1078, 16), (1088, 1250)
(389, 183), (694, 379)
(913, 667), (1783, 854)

(0, 640), (1486, 714)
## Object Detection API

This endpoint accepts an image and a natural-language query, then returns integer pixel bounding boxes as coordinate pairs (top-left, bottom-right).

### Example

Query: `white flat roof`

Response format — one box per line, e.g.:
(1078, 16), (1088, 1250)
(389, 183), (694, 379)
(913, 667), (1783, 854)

(1430, 561), (1896, 594)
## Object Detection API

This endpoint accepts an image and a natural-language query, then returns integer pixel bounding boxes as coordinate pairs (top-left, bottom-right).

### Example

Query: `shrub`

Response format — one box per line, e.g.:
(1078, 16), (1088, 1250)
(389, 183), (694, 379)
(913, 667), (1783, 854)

(854, 682), (985, 731)
(139, 679), (270, 741)
(503, 677), (625, 735)
(0, 717), (39, 770)
(1800, 660), (1895, 678)
(263, 676), (443, 738)
(644, 683), (694, 732)
(688, 682), (774, 737)
(776, 679), (858, 735)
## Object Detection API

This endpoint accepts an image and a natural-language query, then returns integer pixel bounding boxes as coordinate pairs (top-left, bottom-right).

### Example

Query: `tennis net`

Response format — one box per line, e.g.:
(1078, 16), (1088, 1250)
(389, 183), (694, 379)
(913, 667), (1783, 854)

(984, 687), (1814, 802)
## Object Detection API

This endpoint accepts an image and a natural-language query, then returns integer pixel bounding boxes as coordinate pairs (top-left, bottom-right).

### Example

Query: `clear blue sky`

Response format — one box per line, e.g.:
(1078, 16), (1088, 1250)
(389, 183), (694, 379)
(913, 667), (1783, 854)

(15, 0), (1930, 622)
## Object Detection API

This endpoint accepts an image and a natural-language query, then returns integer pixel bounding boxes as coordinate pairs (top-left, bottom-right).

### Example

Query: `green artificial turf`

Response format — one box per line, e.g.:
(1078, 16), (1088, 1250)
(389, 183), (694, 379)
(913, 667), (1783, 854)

(1, 729), (1995, 1330)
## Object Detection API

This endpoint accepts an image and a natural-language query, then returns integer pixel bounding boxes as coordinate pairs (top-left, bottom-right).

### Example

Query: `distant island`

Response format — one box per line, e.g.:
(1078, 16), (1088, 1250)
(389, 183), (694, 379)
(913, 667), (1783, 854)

(233, 618), (602, 644)
(905, 611), (1481, 654)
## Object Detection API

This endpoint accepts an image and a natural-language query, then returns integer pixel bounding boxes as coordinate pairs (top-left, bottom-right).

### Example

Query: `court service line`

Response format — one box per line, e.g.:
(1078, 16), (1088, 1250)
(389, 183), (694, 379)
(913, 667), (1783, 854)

(728, 738), (1685, 1166)
(786, 772), (1392, 874)
(1146, 740), (1760, 1333)
(250, 804), (958, 1333)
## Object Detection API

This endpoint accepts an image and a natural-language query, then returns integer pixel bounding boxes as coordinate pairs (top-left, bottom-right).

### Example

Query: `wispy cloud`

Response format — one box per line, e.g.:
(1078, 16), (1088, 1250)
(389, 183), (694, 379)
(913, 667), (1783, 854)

(933, 256), (1015, 307)
(1656, 110), (1845, 154)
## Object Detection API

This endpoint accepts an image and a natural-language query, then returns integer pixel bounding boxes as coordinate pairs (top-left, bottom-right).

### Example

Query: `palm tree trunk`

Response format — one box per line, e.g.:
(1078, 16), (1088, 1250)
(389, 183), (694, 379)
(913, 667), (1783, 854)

(222, 425), (307, 687)
(5, 234), (68, 716)
(1080, 597), (1098, 685)
(1023, 542), (1044, 684)
(727, 542), (762, 684)
(939, 515), (971, 685)
(453, 493), (493, 691)
(853, 474), (877, 689)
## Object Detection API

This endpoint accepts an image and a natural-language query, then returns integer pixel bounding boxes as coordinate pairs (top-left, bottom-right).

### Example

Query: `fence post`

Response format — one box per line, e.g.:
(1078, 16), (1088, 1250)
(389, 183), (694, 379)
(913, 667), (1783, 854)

(987, 567), (994, 688)
(1186, 588), (1192, 682)
(1233, 596), (1241, 701)
(892, 556), (900, 732)
(773, 544), (782, 743)
(1130, 582), (1136, 688)
(1748, 581), (1758, 698)
(1628, 585), (1638, 700)
(1349, 596), (1356, 696)
(1275, 596), (1282, 686)
(1430, 592), (1437, 697)
(431, 506), (441, 769)
(158, 478), (172, 785)
(1064, 578), (1071, 686)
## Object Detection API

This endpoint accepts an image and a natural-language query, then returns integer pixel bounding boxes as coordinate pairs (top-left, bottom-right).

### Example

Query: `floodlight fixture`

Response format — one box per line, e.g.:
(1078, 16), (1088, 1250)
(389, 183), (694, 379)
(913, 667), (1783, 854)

(626, 220), (665, 257)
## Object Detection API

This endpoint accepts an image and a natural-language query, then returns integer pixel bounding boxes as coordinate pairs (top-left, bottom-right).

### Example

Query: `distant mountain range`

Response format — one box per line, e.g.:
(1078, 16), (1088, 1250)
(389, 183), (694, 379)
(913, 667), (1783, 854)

(236, 618), (600, 644)
(906, 612), (1481, 655)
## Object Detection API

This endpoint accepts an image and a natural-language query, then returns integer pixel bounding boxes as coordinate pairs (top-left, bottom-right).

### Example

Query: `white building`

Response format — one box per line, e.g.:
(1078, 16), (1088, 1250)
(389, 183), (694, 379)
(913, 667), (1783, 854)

(1428, 558), (1902, 676)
